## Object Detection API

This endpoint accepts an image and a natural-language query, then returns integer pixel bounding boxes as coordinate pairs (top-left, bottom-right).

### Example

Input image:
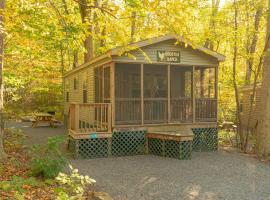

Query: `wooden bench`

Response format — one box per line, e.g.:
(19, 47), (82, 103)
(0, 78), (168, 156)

(146, 130), (193, 159)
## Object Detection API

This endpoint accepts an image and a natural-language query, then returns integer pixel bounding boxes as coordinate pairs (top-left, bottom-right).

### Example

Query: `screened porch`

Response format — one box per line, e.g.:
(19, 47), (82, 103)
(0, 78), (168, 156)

(94, 63), (217, 126)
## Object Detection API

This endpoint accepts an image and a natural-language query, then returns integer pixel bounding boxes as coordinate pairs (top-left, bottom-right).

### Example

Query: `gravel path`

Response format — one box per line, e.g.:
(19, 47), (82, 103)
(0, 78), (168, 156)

(8, 122), (270, 200)
(70, 153), (270, 200)
(6, 121), (66, 145)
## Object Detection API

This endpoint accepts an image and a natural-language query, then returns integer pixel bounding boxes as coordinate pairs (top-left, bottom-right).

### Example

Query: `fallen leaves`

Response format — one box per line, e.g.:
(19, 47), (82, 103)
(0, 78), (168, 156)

(0, 128), (55, 200)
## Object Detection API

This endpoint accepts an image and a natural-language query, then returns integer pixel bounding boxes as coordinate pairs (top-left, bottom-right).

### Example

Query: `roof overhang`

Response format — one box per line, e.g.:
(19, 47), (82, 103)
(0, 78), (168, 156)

(110, 34), (226, 62)
(63, 34), (226, 78)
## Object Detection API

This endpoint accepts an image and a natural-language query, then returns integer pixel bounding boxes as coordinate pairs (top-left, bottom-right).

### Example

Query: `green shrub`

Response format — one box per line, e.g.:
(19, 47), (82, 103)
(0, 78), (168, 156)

(55, 165), (96, 199)
(30, 136), (67, 179)
(0, 176), (39, 194)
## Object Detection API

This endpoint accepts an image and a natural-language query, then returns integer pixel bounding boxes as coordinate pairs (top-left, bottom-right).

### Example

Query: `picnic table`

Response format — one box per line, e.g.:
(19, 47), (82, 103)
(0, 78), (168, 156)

(220, 121), (237, 132)
(31, 113), (57, 128)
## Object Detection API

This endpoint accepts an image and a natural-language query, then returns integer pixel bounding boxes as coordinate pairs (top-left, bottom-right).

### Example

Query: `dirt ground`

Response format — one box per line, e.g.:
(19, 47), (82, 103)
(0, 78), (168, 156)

(7, 121), (270, 200)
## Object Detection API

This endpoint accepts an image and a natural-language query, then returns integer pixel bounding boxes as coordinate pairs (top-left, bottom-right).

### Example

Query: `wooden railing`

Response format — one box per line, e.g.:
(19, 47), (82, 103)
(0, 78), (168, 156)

(113, 98), (216, 125)
(69, 103), (112, 133)
(144, 98), (168, 124)
(115, 98), (141, 125)
(195, 98), (217, 122)
(170, 98), (192, 122)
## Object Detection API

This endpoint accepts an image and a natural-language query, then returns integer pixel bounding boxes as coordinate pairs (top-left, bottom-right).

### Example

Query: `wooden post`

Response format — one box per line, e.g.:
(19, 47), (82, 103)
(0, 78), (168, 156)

(200, 68), (205, 98)
(168, 65), (171, 123)
(215, 66), (218, 123)
(192, 66), (196, 123)
(108, 103), (112, 132)
(141, 64), (144, 125)
(110, 62), (115, 127)
(102, 66), (105, 103)
(75, 104), (80, 131)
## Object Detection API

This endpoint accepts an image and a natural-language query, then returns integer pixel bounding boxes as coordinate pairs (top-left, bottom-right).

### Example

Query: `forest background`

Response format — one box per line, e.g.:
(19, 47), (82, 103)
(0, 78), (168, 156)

(2, 0), (270, 154)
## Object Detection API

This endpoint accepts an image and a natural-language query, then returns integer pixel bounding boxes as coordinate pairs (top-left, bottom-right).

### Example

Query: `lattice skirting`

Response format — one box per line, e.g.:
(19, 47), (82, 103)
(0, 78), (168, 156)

(148, 138), (192, 160)
(68, 136), (110, 159)
(68, 128), (217, 159)
(112, 130), (146, 157)
(191, 128), (218, 151)
(68, 130), (146, 159)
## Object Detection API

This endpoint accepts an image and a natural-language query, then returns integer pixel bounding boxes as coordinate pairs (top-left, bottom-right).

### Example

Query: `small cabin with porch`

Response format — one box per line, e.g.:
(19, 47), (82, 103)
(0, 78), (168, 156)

(64, 35), (225, 159)
(239, 83), (262, 133)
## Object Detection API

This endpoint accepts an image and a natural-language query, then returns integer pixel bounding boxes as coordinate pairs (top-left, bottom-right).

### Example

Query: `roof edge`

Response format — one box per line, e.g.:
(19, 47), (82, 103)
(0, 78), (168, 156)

(110, 34), (225, 61)
(63, 34), (225, 77)
(63, 52), (112, 78)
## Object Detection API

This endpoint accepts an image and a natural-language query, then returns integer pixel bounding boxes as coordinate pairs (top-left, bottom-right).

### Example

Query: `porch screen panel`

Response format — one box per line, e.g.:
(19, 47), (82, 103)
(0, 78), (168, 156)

(170, 66), (192, 122)
(195, 67), (217, 122)
(144, 65), (168, 124)
(104, 67), (110, 103)
(115, 64), (141, 125)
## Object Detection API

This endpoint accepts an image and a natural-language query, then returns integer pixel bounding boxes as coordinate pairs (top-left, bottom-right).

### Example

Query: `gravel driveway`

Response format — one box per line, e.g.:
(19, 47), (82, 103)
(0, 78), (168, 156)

(70, 152), (270, 200)
(8, 122), (270, 200)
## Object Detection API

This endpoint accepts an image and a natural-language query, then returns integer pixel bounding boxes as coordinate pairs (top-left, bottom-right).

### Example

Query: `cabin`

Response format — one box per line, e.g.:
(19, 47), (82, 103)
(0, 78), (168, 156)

(64, 35), (225, 159)
(239, 83), (262, 133)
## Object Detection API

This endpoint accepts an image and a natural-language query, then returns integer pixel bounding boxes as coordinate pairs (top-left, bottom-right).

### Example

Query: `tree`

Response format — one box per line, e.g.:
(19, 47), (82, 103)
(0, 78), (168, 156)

(204, 0), (220, 50)
(256, 0), (270, 157)
(245, 3), (263, 85)
(78, 0), (94, 63)
(0, 0), (6, 160)
(232, 0), (245, 150)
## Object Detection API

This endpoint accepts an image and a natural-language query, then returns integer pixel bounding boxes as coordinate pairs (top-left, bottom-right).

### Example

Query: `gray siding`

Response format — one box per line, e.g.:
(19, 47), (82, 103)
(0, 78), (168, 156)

(112, 39), (219, 66)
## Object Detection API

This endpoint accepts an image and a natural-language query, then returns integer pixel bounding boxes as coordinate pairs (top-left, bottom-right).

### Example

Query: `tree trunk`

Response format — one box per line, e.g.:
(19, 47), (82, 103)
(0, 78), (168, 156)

(73, 52), (78, 68)
(130, 11), (136, 42)
(99, 0), (108, 48)
(256, 0), (270, 157)
(243, 6), (263, 152)
(79, 0), (94, 63)
(233, 0), (244, 149)
(204, 0), (220, 50)
(0, 0), (7, 160)
(100, 26), (106, 47)
(245, 7), (262, 85)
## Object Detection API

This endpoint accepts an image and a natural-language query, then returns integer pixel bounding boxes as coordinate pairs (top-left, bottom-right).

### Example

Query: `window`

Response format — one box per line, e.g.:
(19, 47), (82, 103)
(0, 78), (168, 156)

(65, 80), (70, 102)
(66, 92), (69, 102)
(74, 77), (78, 90)
(83, 80), (87, 103)
(250, 92), (256, 106)
(238, 93), (243, 113)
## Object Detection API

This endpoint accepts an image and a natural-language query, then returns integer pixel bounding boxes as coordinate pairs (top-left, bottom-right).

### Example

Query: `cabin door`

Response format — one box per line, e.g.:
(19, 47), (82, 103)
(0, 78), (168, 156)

(144, 65), (168, 124)
(170, 66), (193, 122)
